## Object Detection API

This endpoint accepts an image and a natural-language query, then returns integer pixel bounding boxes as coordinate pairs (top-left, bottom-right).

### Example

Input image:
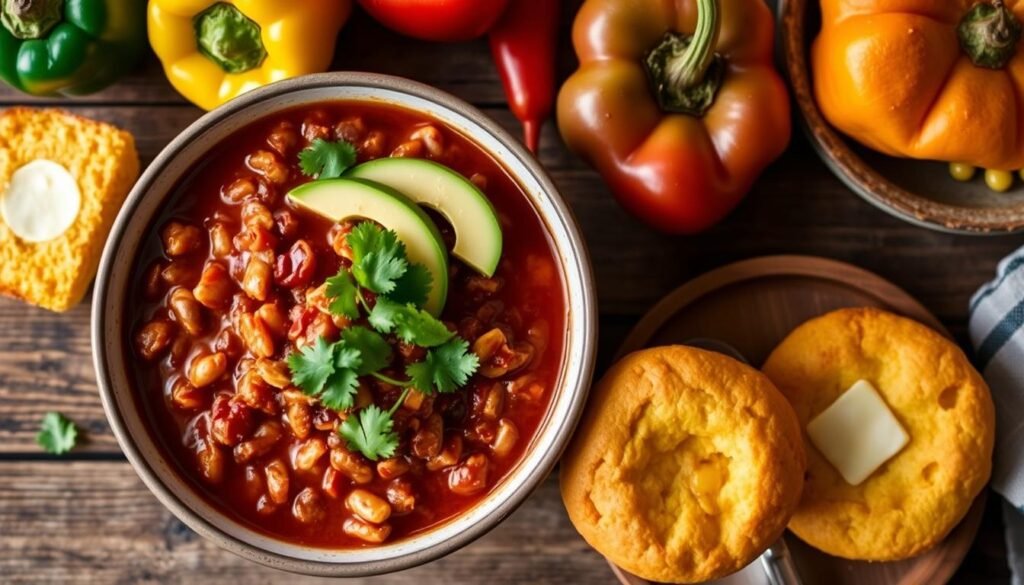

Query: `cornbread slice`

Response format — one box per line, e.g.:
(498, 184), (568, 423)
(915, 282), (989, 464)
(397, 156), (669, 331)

(0, 108), (139, 311)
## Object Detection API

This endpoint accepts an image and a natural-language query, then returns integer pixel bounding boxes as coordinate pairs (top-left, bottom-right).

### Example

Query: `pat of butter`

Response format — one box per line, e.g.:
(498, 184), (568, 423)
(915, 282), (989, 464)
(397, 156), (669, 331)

(1, 159), (81, 243)
(806, 379), (909, 486)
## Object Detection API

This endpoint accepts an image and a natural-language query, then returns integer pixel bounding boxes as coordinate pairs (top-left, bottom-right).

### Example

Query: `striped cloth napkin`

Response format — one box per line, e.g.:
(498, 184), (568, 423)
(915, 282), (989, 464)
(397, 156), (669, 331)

(968, 245), (1024, 582)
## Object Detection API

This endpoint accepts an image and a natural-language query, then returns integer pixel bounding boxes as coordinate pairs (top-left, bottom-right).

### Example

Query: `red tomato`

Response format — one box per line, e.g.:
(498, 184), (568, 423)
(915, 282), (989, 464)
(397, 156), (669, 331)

(358, 0), (510, 42)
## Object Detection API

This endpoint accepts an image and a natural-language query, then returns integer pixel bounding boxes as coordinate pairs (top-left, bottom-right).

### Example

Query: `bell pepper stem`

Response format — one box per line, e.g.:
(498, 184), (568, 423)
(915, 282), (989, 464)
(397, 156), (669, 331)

(666, 0), (719, 90)
(644, 0), (724, 116)
(959, 0), (1021, 69)
(1, 0), (62, 40)
(194, 2), (267, 74)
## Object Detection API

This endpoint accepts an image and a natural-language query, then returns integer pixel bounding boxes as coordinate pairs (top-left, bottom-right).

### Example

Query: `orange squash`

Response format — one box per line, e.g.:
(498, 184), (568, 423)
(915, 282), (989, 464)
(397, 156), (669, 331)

(813, 0), (1024, 170)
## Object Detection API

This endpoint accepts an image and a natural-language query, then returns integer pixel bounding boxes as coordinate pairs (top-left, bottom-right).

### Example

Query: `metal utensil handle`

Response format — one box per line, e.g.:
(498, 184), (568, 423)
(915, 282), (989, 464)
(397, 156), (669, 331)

(759, 538), (801, 585)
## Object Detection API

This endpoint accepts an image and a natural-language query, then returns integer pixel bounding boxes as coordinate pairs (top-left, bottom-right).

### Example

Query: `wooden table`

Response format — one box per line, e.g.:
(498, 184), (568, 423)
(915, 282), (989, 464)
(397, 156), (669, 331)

(0, 7), (1018, 584)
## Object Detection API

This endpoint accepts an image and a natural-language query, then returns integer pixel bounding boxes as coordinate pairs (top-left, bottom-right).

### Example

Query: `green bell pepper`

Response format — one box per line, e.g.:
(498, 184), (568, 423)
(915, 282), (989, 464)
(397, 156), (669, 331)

(0, 0), (145, 96)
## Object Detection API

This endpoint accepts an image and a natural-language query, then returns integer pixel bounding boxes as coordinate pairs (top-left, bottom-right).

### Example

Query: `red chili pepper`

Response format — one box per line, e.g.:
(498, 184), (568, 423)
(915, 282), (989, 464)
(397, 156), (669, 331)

(358, 0), (510, 42)
(489, 0), (560, 153)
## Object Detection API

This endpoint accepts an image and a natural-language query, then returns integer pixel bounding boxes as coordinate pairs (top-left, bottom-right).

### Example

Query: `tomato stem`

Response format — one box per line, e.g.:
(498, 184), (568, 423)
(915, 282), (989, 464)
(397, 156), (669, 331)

(644, 0), (724, 116)
(1, 0), (62, 39)
(959, 0), (1021, 69)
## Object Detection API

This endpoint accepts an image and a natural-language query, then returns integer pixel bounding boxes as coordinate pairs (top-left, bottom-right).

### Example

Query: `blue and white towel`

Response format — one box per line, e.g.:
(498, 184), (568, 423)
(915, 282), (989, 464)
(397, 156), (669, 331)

(969, 246), (1024, 582)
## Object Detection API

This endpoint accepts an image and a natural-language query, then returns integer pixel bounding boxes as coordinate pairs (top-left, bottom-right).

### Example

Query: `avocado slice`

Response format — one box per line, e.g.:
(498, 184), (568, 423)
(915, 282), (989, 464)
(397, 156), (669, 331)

(287, 178), (449, 316)
(347, 158), (503, 277)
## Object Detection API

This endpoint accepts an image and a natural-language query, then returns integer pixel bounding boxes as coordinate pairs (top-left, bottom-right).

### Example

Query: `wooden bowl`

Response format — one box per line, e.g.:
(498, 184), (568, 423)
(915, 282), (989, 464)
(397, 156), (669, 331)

(607, 255), (986, 585)
(778, 0), (1024, 234)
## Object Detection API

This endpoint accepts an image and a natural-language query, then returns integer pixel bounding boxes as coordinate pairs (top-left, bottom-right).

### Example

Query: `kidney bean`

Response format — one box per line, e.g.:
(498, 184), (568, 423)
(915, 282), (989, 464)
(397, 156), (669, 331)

(234, 420), (283, 464)
(136, 319), (175, 361)
(169, 288), (204, 336)
(346, 489), (391, 524)
(292, 488), (326, 524)
(208, 222), (234, 258)
(193, 261), (233, 309)
(448, 454), (489, 496)
(162, 221), (202, 257)
(412, 414), (443, 459)
(209, 394), (254, 446)
(386, 478), (416, 515)
(196, 440), (225, 484)
(426, 435), (462, 471)
(235, 370), (277, 414)
(273, 209), (300, 241)
(213, 330), (243, 361)
(161, 262), (199, 288)
(294, 437), (328, 471)
(256, 303), (288, 337)
(330, 447), (373, 485)
(247, 150), (289, 185)
(239, 313), (275, 358)
(322, 467), (344, 499)
(171, 378), (206, 411)
(242, 257), (272, 301)
(265, 459), (290, 505)
(286, 401), (313, 440)
(222, 177), (257, 204)
(491, 418), (519, 458)
(334, 117), (365, 142)
(274, 240), (316, 288)
(233, 225), (278, 253)
(377, 457), (410, 481)
(255, 358), (290, 388)
(267, 121), (299, 156)
(188, 352), (227, 388)
(343, 517), (391, 544)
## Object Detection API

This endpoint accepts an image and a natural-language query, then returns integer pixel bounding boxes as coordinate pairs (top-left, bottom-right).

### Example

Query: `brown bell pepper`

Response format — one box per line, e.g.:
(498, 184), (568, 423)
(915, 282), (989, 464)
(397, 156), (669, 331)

(558, 0), (791, 234)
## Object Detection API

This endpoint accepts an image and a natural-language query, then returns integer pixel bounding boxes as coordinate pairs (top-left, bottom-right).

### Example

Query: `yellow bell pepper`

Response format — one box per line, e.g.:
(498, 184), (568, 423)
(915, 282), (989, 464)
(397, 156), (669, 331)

(148, 0), (351, 110)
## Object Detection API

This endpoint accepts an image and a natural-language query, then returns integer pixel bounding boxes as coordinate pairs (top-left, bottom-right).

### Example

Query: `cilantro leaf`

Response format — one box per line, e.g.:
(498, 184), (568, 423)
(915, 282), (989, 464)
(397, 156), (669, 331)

(298, 139), (357, 179)
(406, 339), (479, 394)
(320, 369), (360, 410)
(325, 268), (360, 319)
(369, 298), (453, 347)
(340, 405), (398, 461)
(388, 263), (433, 307)
(353, 250), (408, 295)
(37, 412), (78, 455)
(341, 326), (392, 375)
(287, 337), (337, 396)
(367, 297), (403, 333)
(334, 345), (362, 371)
(347, 222), (405, 264)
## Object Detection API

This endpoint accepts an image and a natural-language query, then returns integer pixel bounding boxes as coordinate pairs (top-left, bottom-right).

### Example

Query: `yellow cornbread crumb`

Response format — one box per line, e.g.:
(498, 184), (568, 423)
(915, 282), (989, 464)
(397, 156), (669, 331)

(0, 108), (139, 311)
(762, 307), (995, 561)
(561, 346), (806, 583)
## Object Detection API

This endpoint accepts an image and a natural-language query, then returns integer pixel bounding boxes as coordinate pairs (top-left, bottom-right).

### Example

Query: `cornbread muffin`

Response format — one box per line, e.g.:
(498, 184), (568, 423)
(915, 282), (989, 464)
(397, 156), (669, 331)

(561, 346), (806, 583)
(762, 307), (995, 561)
(0, 108), (139, 311)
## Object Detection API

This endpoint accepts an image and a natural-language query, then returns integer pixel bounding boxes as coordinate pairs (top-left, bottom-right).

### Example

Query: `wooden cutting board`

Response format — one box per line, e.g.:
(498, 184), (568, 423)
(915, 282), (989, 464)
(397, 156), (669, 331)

(609, 255), (987, 585)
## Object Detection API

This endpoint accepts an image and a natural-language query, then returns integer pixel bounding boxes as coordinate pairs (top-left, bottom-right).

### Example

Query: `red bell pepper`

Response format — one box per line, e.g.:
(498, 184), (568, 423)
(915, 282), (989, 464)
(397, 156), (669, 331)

(357, 0), (509, 42)
(489, 0), (560, 153)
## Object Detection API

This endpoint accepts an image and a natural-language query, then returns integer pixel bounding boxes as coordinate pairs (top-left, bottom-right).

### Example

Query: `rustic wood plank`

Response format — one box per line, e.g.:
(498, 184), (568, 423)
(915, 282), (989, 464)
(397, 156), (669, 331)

(0, 461), (1007, 583)
(0, 461), (609, 584)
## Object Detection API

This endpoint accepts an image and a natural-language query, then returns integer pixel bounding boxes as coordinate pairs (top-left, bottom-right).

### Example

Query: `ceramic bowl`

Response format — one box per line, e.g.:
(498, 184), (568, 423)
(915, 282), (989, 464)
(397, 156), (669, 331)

(91, 72), (597, 576)
(779, 0), (1024, 234)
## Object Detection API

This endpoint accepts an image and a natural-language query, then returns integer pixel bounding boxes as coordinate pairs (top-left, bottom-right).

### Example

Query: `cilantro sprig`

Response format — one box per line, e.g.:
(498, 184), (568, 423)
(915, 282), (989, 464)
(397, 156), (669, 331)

(298, 139), (357, 180)
(37, 412), (78, 455)
(287, 223), (479, 460)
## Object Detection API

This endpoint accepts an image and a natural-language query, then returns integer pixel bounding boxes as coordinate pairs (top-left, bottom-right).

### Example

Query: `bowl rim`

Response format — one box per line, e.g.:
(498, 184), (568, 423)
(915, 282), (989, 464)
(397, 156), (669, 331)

(91, 72), (597, 576)
(777, 0), (1024, 236)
